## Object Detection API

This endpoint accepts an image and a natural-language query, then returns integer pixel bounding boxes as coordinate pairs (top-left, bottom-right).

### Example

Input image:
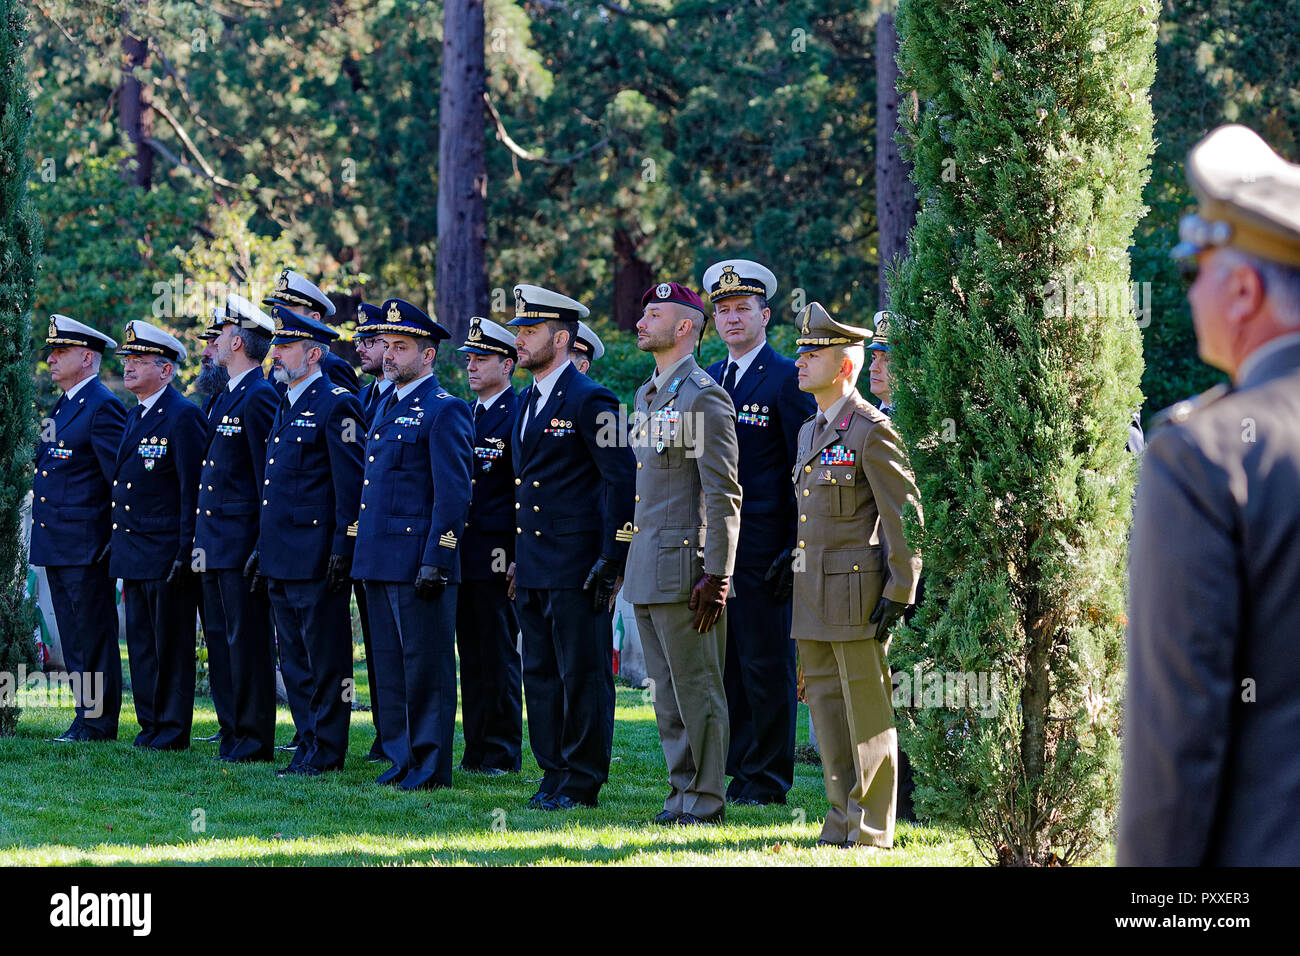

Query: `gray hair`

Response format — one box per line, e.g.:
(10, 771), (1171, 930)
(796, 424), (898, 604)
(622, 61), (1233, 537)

(1230, 250), (1300, 328)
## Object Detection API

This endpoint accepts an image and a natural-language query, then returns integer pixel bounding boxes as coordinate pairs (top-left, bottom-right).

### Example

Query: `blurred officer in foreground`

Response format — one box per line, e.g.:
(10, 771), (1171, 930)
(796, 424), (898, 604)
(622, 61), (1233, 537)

(626, 282), (742, 825)
(33, 316), (126, 742)
(351, 300), (390, 762)
(571, 320), (604, 376)
(507, 284), (636, 810)
(246, 306), (364, 776)
(353, 300), (473, 791)
(262, 268), (360, 395)
(703, 258), (814, 807)
(792, 303), (922, 849)
(193, 295), (280, 762)
(457, 317), (523, 775)
(110, 321), (208, 750)
(1120, 125), (1300, 866)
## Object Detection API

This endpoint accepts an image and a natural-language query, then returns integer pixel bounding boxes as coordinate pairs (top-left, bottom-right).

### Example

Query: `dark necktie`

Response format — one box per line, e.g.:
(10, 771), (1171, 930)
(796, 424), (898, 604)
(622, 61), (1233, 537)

(382, 389), (398, 417)
(815, 412), (827, 434)
(474, 402), (486, 425)
(722, 361), (738, 394)
(522, 387), (541, 437)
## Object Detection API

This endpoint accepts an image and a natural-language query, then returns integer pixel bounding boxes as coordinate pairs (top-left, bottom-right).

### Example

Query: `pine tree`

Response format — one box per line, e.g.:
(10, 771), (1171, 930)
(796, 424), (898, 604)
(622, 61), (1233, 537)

(0, 0), (43, 735)
(889, 0), (1154, 863)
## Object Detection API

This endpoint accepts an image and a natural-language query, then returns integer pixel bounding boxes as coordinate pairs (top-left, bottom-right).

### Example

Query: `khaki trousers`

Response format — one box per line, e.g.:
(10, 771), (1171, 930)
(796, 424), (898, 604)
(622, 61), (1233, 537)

(798, 637), (896, 847)
(636, 603), (729, 818)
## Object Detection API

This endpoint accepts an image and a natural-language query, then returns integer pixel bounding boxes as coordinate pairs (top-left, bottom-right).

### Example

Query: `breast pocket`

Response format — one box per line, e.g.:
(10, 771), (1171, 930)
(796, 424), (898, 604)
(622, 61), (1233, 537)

(657, 528), (703, 594)
(815, 469), (857, 516)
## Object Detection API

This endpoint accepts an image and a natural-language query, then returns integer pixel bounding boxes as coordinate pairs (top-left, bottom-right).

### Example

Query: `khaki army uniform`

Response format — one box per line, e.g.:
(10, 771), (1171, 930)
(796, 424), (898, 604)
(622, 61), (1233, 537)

(793, 389), (921, 847)
(623, 353), (742, 819)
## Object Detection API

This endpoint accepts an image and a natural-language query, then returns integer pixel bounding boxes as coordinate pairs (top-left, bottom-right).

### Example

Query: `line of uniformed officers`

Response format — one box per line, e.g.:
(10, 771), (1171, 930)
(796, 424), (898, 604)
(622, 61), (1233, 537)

(32, 259), (921, 843)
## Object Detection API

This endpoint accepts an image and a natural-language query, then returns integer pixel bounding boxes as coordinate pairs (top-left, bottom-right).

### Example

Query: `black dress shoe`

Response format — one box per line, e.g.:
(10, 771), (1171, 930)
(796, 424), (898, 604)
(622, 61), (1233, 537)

(677, 811), (724, 826)
(651, 810), (680, 825)
(477, 767), (508, 777)
(295, 765), (324, 777)
(276, 762), (303, 777)
(544, 794), (597, 811)
(526, 789), (552, 808)
(729, 796), (763, 807)
(195, 731), (224, 743)
(400, 777), (450, 792)
(375, 764), (404, 786)
(365, 750), (387, 763)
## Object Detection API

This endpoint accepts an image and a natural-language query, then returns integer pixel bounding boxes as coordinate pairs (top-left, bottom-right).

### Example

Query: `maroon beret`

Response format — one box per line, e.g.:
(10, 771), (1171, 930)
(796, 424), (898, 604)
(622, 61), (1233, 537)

(641, 281), (707, 315)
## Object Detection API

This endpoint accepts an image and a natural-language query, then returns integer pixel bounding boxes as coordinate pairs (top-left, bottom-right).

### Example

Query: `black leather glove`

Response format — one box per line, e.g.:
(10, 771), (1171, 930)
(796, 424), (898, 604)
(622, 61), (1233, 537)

(414, 564), (448, 601)
(688, 573), (729, 633)
(582, 555), (620, 613)
(166, 559), (190, 585)
(243, 550), (266, 595)
(869, 597), (909, 637)
(763, 548), (795, 603)
(326, 553), (352, 593)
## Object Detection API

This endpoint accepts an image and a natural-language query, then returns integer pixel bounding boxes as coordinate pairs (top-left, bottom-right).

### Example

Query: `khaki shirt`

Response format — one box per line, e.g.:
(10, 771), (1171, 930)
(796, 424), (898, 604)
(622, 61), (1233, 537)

(622, 354), (742, 605)
(791, 390), (921, 641)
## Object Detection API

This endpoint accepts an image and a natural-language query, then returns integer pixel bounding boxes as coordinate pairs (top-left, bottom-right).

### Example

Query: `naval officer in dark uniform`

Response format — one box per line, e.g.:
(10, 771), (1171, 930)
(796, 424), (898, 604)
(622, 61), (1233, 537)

(353, 299), (473, 791)
(110, 320), (208, 750)
(32, 315), (127, 742)
(193, 294), (280, 761)
(245, 305), (364, 775)
(703, 258), (815, 806)
(457, 316), (523, 774)
(571, 320), (604, 377)
(261, 268), (360, 395)
(508, 284), (637, 810)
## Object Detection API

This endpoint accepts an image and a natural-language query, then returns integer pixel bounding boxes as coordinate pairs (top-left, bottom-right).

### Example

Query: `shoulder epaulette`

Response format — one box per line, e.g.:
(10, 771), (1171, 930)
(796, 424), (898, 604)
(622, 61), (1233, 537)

(1150, 382), (1232, 432)
(693, 371), (715, 388)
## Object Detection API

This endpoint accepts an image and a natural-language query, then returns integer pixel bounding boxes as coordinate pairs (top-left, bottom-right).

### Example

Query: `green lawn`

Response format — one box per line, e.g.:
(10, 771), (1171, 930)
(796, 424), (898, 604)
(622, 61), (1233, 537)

(0, 650), (977, 866)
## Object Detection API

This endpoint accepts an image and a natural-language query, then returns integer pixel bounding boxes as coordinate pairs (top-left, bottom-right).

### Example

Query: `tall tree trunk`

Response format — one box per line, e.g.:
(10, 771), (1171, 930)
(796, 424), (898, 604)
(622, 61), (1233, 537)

(875, 12), (916, 309)
(612, 226), (653, 332)
(120, 9), (153, 190)
(436, 0), (488, 346)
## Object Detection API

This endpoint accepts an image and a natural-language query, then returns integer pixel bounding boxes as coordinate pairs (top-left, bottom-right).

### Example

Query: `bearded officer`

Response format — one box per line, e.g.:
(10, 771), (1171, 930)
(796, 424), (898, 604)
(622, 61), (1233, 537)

(791, 302), (922, 849)
(245, 305), (365, 776)
(110, 320), (208, 750)
(457, 316), (523, 775)
(351, 300), (391, 762)
(508, 284), (636, 810)
(32, 316), (127, 742)
(702, 258), (815, 807)
(571, 320), (604, 376)
(626, 281), (742, 825)
(352, 300), (472, 791)
(1119, 126), (1300, 866)
(261, 267), (360, 395)
(192, 295), (280, 761)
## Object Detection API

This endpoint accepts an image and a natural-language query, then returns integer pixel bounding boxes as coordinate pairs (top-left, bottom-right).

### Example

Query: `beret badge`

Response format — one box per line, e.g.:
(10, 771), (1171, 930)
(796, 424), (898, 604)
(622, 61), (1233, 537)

(656, 282), (672, 299)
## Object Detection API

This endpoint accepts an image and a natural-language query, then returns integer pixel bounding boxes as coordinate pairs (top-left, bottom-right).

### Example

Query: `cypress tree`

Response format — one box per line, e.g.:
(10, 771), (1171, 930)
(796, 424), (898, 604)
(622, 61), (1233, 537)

(0, 0), (42, 735)
(889, 0), (1154, 863)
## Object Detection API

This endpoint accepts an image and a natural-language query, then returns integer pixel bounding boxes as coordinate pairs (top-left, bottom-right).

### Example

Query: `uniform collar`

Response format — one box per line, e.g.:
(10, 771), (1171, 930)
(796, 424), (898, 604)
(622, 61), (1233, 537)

(1235, 331), (1300, 387)
(652, 352), (695, 392)
(817, 391), (856, 430)
(62, 374), (96, 403)
(528, 362), (565, 406)
(475, 384), (510, 410)
(135, 383), (169, 415)
(394, 370), (434, 402)
(723, 339), (765, 383)
(286, 369), (322, 407)
(226, 365), (257, 392)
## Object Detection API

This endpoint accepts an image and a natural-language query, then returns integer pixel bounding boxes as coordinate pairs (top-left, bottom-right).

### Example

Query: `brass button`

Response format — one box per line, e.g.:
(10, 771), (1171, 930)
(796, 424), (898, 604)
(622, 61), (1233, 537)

(633, 525), (639, 533)
(206, 510), (212, 516)
(265, 480), (270, 485)
(361, 503), (366, 509)
(634, 495), (640, 502)
(804, 465), (812, 473)
(126, 483), (132, 490)
(41, 471), (47, 477)
(196, 508), (200, 515)
(637, 462), (643, 469)
(269, 459), (274, 465)
(799, 540), (805, 548)
(471, 479), (476, 486)
(374, 433), (379, 440)
(275, 437), (280, 443)
(112, 500), (116, 507)
(515, 503), (521, 510)
(533, 506), (539, 512)
(831, 478), (837, 485)
(112, 523), (118, 530)
(39, 496), (45, 502)
(207, 485), (214, 491)
(369, 456), (375, 462)
(113, 480), (118, 487)
(799, 515), (806, 522)
(516, 527), (522, 534)
(533, 481), (540, 487)
(314, 520), (319, 526)
(406, 527), (412, 533)
(682, 539), (689, 545)
(262, 499), (268, 506)
(40, 522), (46, 528)
(802, 489), (809, 496)
(853, 565), (859, 571)
(364, 479), (369, 486)
(534, 530), (541, 536)
(515, 478), (521, 486)
(125, 505), (130, 512)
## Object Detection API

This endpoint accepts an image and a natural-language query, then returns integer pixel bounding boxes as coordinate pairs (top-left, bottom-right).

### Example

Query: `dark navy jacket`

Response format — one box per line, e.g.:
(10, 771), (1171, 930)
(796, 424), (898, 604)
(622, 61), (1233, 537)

(352, 375), (474, 583)
(257, 375), (365, 581)
(511, 362), (636, 590)
(193, 368), (279, 570)
(707, 343), (815, 568)
(108, 384), (208, 581)
(359, 376), (393, 429)
(30, 378), (127, 568)
(462, 387), (518, 581)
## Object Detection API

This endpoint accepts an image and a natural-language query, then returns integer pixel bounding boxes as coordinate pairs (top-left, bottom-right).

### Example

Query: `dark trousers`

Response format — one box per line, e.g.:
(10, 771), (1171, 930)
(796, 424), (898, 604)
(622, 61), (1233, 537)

(365, 580), (458, 789)
(203, 570), (276, 760)
(197, 579), (232, 748)
(122, 575), (198, 749)
(456, 577), (522, 772)
(723, 565), (797, 802)
(515, 586), (614, 804)
(268, 577), (352, 770)
(355, 581), (385, 756)
(45, 562), (122, 740)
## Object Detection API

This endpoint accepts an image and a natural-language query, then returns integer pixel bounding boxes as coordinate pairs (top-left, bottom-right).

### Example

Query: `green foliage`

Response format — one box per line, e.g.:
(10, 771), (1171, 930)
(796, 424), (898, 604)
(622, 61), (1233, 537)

(0, 0), (43, 734)
(1136, 0), (1300, 415)
(890, 0), (1152, 864)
